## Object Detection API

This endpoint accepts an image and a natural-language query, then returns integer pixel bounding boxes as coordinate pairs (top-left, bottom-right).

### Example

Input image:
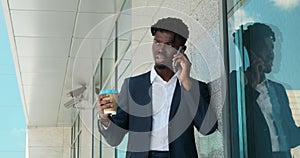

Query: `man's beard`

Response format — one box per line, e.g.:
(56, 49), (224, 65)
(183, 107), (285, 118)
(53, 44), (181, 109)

(155, 64), (168, 70)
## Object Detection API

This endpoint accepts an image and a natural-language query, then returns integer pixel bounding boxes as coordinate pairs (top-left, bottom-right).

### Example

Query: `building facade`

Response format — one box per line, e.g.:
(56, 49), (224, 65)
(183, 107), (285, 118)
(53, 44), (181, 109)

(1, 0), (300, 157)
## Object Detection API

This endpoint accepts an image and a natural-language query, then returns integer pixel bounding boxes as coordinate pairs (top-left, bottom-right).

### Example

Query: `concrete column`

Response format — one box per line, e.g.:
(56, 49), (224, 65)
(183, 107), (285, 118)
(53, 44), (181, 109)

(26, 126), (71, 158)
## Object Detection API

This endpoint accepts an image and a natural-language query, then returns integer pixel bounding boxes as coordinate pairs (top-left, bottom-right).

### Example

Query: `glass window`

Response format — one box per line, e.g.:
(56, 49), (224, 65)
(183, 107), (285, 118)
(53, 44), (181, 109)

(92, 62), (101, 158)
(227, 0), (300, 157)
(71, 115), (82, 158)
(96, 0), (132, 157)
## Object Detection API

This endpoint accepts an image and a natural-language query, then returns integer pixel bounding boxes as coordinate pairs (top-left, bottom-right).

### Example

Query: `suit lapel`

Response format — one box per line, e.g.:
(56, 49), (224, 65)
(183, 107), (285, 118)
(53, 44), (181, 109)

(169, 80), (181, 121)
(129, 72), (152, 132)
(141, 72), (152, 131)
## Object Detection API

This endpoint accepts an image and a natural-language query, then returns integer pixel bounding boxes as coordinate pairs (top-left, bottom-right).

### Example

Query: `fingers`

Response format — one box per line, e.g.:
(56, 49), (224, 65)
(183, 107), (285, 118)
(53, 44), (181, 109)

(250, 54), (264, 69)
(172, 53), (191, 69)
(173, 53), (192, 89)
(98, 94), (109, 100)
(98, 95), (113, 108)
(96, 94), (112, 121)
(246, 58), (265, 88)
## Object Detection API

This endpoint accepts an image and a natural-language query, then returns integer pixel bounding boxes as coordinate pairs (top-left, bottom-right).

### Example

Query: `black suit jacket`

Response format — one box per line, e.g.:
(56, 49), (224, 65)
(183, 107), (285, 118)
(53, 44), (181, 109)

(230, 71), (300, 158)
(245, 80), (300, 158)
(99, 71), (217, 158)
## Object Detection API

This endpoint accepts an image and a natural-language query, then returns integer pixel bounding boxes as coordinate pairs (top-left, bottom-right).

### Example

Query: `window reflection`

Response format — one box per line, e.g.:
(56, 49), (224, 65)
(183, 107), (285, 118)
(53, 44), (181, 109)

(233, 23), (300, 158)
(228, 0), (300, 157)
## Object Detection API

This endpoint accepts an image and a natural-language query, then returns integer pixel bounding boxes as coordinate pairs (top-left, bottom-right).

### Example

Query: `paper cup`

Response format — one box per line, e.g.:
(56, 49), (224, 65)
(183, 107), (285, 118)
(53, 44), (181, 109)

(100, 89), (118, 115)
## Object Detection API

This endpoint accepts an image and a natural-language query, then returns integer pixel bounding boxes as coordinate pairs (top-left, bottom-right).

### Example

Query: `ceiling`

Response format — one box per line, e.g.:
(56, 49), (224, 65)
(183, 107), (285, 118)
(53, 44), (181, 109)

(1, 0), (221, 127)
(1, 0), (125, 127)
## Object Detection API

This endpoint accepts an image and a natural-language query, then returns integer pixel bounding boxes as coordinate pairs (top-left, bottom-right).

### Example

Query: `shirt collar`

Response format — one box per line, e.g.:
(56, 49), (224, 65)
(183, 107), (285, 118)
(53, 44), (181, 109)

(256, 78), (269, 92)
(150, 66), (180, 84)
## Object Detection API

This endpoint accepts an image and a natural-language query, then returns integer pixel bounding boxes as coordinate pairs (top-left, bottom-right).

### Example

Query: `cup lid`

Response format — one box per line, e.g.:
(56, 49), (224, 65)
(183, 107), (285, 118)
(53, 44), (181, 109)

(100, 89), (118, 94)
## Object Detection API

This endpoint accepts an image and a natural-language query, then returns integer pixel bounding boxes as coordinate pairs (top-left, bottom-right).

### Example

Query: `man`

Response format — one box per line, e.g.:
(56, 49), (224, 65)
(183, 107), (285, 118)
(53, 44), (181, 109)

(97, 17), (217, 158)
(233, 23), (300, 158)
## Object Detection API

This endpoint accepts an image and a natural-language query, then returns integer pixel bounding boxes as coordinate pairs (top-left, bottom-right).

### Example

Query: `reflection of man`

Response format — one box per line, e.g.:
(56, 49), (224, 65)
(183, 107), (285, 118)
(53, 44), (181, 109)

(233, 23), (300, 158)
(97, 17), (217, 158)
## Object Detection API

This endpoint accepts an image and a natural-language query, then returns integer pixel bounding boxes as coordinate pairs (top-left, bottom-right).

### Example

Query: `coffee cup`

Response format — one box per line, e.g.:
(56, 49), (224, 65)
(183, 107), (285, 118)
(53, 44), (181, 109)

(100, 89), (118, 115)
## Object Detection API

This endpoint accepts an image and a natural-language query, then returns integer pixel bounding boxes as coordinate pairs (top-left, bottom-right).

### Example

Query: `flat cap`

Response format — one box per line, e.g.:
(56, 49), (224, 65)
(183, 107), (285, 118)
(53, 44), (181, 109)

(151, 17), (189, 40)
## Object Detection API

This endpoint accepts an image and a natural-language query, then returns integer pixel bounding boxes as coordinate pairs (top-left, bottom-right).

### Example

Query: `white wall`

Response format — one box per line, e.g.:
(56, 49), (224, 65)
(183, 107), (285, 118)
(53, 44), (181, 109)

(26, 126), (71, 158)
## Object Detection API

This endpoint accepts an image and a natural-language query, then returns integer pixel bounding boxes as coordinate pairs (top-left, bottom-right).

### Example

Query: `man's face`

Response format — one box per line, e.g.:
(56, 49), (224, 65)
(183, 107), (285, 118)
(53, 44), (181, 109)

(256, 37), (275, 73)
(152, 31), (181, 70)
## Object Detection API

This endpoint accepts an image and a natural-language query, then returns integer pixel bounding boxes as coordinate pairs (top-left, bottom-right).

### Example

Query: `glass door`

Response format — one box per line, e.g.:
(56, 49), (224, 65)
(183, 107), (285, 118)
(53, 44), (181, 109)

(227, 0), (300, 157)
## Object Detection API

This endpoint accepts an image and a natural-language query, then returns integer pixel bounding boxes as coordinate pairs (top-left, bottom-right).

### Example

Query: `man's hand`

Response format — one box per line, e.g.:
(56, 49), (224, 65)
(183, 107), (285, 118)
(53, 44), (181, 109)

(96, 94), (112, 127)
(245, 54), (265, 88)
(173, 52), (192, 90)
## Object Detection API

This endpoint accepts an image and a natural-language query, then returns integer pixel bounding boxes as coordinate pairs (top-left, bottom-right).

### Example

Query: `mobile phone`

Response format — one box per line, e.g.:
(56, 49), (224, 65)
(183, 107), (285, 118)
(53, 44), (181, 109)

(172, 46), (183, 72)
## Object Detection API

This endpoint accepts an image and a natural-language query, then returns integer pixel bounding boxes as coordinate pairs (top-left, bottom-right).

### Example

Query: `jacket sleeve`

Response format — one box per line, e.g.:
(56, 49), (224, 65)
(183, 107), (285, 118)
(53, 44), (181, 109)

(98, 78), (129, 146)
(278, 84), (300, 148)
(182, 78), (218, 135)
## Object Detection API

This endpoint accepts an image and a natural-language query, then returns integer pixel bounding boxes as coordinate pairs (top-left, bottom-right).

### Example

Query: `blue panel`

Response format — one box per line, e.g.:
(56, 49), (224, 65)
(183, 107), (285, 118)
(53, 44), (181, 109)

(0, 152), (26, 158)
(0, 2), (26, 158)
(0, 76), (22, 107)
(0, 107), (26, 150)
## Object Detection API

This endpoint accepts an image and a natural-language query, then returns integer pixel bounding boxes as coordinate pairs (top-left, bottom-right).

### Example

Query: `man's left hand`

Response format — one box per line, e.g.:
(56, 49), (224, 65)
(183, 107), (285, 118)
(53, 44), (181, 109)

(173, 53), (192, 90)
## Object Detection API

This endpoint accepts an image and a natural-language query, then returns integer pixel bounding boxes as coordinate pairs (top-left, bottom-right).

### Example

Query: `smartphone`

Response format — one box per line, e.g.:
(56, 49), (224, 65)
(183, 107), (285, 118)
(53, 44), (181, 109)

(172, 46), (183, 72)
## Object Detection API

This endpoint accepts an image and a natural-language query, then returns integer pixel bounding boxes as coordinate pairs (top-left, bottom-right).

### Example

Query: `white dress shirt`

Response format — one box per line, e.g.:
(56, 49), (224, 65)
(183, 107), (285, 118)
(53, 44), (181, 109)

(150, 66), (179, 151)
(255, 80), (280, 151)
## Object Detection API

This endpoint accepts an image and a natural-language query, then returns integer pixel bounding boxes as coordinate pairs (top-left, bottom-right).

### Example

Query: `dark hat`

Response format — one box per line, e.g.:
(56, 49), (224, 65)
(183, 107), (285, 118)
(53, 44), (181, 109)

(151, 17), (189, 41)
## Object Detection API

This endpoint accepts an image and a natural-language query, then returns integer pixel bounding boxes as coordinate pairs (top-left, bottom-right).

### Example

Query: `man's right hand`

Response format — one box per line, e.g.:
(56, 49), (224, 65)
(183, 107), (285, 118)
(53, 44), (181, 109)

(96, 94), (113, 127)
(246, 52), (266, 88)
